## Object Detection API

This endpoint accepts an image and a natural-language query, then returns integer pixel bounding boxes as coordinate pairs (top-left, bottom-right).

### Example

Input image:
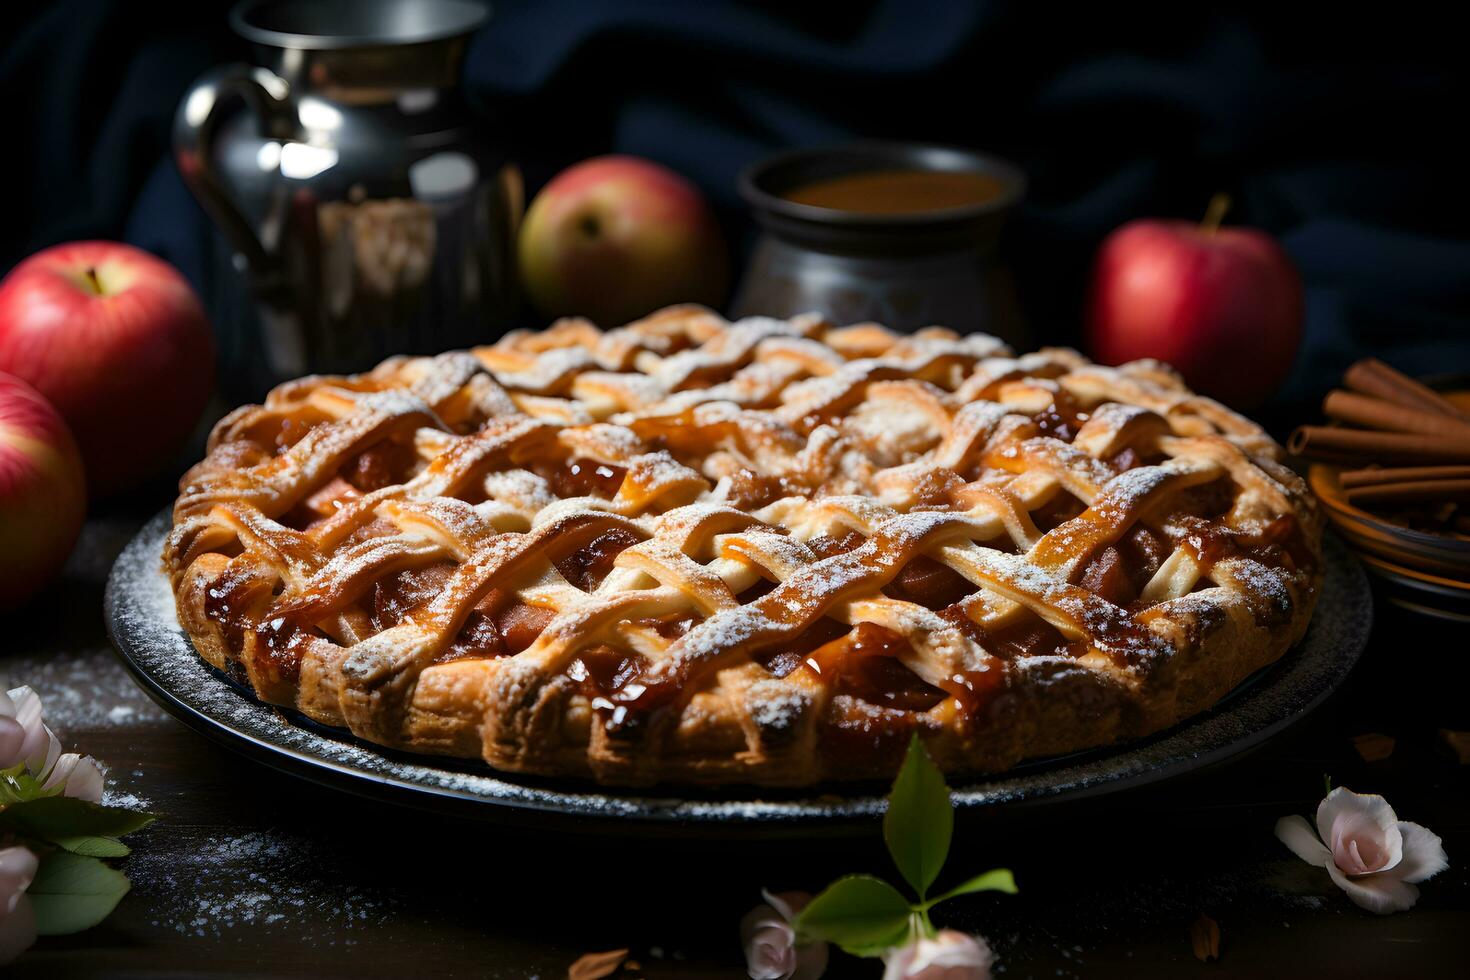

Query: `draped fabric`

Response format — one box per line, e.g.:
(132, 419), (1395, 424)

(2, 0), (1465, 420)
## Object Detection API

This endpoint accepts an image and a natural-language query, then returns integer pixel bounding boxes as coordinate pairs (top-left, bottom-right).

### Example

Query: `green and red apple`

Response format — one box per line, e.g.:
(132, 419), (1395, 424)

(1086, 199), (1303, 408)
(0, 371), (85, 610)
(0, 241), (215, 494)
(518, 156), (729, 326)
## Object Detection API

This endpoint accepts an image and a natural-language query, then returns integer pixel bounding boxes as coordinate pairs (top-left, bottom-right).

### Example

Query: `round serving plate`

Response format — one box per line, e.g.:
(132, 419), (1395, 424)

(106, 510), (1371, 836)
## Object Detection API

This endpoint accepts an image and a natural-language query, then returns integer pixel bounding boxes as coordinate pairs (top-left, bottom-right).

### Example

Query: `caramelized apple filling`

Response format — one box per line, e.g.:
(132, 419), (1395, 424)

(552, 526), (642, 591)
(344, 437), (420, 492)
(567, 644), (646, 696)
(532, 457), (627, 499)
(634, 615), (700, 641)
(1032, 399), (1089, 443)
(1172, 512), (1308, 575)
(253, 614), (321, 681)
(1029, 491), (1087, 532)
(885, 555), (975, 609)
(280, 476), (362, 530)
(804, 622), (950, 712)
(371, 563), (455, 631)
(723, 469), (810, 510)
(751, 617), (848, 678)
(938, 605), (1084, 662)
(1074, 523), (1172, 607)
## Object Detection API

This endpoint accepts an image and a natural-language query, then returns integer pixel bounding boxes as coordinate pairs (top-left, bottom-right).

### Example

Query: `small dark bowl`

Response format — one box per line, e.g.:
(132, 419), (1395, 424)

(732, 141), (1028, 342)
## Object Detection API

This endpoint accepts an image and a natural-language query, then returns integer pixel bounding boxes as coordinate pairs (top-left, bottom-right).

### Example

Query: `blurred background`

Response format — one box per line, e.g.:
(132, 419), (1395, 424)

(1, 0), (1466, 421)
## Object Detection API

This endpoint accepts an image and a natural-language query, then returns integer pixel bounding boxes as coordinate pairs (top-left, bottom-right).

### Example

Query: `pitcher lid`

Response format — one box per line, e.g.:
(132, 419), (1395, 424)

(231, 0), (489, 50)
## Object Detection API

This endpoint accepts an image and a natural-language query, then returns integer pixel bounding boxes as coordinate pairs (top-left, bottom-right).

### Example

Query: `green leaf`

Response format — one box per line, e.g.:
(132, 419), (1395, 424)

(52, 835), (131, 858)
(926, 868), (1018, 907)
(0, 796), (154, 844)
(794, 874), (914, 957)
(26, 851), (131, 936)
(884, 734), (953, 899)
(0, 770), (54, 805)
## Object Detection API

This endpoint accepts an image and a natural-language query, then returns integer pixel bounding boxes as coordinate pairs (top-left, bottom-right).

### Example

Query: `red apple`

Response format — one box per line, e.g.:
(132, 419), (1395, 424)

(0, 372), (85, 610)
(1086, 203), (1303, 408)
(518, 156), (729, 326)
(0, 241), (215, 495)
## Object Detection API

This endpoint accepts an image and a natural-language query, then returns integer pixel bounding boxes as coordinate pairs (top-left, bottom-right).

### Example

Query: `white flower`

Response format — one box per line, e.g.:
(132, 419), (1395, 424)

(883, 930), (994, 980)
(1, 687), (60, 773)
(741, 890), (828, 980)
(1, 686), (103, 801)
(1276, 786), (1449, 914)
(41, 753), (105, 803)
(0, 846), (39, 965)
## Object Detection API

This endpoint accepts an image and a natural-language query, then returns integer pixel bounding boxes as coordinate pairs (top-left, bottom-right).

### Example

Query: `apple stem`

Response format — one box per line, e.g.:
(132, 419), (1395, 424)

(83, 267), (104, 295)
(1201, 193), (1232, 234)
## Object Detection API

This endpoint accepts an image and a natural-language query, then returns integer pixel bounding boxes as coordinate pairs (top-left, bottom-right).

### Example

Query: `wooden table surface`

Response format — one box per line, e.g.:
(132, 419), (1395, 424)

(3, 508), (1466, 979)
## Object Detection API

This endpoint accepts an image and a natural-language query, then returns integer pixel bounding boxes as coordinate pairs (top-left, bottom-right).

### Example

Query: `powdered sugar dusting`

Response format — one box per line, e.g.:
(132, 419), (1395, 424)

(126, 829), (397, 940)
(2, 646), (167, 732)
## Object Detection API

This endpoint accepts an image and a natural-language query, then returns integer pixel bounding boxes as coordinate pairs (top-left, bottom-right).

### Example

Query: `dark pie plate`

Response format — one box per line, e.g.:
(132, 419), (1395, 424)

(106, 510), (1370, 836)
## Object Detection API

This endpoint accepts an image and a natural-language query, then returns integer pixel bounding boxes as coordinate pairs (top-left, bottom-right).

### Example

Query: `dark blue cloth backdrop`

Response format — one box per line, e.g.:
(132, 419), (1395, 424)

(2, 0), (1467, 420)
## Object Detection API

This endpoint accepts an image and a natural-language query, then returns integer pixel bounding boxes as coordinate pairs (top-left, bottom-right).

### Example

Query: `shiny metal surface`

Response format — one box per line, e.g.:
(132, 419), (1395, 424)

(175, 0), (518, 399)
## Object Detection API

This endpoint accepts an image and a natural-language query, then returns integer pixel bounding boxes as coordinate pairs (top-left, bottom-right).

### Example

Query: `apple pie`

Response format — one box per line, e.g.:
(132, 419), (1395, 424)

(164, 307), (1322, 786)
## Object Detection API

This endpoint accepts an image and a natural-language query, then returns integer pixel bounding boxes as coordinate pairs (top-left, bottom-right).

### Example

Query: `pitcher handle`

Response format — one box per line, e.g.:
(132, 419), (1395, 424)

(173, 64), (295, 277)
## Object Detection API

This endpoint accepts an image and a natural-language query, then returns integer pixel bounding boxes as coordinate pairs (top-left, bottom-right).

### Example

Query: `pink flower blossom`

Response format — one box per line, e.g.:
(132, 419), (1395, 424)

(1, 687), (59, 773)
(0, 846), (39, 965)
(2, 686), (104, 801)
(41, 753), (104, 802)
(883, 930), (994, 980)
(741, 890), (828, 980)
(1276, 786), (1448, 914)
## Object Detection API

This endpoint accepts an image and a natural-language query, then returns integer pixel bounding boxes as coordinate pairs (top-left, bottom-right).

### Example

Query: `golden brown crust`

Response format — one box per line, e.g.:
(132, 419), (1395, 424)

(163, 307), (1322, 786)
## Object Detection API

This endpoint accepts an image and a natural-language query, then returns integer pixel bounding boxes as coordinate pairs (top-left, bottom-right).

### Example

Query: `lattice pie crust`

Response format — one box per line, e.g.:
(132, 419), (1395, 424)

(165, 307), (1322, 785)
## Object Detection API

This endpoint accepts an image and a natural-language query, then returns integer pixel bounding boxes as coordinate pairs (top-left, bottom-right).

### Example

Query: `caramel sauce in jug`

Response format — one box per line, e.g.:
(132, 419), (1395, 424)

(782, 168), (1004, 214)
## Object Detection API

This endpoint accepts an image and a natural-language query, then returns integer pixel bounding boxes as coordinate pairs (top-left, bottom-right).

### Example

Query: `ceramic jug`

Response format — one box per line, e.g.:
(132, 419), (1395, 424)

(174, 0), (520, 398)
(734, 142), (1026, 345)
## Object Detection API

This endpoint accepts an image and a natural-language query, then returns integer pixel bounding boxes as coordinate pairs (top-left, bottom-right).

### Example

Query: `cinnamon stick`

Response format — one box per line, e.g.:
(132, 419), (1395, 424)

(1344, 358), (1470, 421)
(1339, 465), (1470, 488)
(1324, 390), (1470, 438)
(1288, 425), (1470, 465)
(1345, 479), (1470, 507)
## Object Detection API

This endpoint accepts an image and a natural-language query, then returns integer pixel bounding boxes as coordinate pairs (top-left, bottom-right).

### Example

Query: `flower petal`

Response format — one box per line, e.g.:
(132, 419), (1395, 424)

(1275, 815), (1330, 866)
(1392, 822), (1449, 884)
(741, 905), (798, 980)
(791, 938), (829, 980)
(885, 930), (993, 979)
(0, 894), (37, 965)
(0, 847), (39, 903)
(8, 687), (55, 773)
(882, 943), (918, 980)
(1326, 859), (1419, 914)
(1315, 787), (1394, 843)
(63, 756), (105, 803)
(1317, 787), (1402, 875)
(0, 717), (25, 770)
(40, 753), (105, 803)
(761, 889), (812, 923)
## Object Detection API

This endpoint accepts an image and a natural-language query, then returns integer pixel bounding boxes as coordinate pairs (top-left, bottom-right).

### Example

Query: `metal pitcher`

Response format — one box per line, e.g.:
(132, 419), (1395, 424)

(175, 0), (520, 399)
